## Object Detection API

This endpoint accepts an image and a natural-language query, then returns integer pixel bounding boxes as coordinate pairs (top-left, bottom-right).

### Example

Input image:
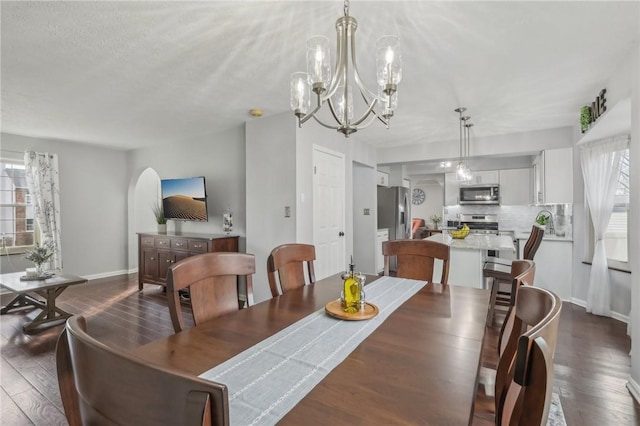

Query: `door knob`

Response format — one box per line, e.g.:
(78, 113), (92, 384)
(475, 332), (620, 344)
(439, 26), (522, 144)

(339, 232), (345, 237)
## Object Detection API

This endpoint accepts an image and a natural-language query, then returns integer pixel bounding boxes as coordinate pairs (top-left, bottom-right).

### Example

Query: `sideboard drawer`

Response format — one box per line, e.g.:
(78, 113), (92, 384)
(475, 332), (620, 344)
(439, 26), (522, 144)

(171, 239), (188, 250)
(189, 240), (209, 252)
(156, 238), (170, 248)
(141, 237), (155, 247)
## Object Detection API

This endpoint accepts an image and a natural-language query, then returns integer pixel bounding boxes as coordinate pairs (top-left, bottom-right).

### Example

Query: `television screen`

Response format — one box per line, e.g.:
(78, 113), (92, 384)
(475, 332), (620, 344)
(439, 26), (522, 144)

(161, 176), (208, 221)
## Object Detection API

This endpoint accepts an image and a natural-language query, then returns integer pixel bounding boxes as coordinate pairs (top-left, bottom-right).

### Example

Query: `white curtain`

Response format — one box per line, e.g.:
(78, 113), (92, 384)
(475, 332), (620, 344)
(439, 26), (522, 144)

(580, 135), (629, 316)
(24, 151), (63, 271)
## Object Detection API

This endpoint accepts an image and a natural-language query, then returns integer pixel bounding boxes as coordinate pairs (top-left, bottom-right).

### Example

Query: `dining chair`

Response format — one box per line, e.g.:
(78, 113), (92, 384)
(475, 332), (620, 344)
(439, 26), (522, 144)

(478, 260), (536, 396)
(497, 286), (562, 425)
(267, 243), (316, 297)
(484, 226), (544, 325)
(486, 259), (536, 327)
(382, 239), (450, 284)
(167, 252), (255, 333)
(56, 315), (229, 426)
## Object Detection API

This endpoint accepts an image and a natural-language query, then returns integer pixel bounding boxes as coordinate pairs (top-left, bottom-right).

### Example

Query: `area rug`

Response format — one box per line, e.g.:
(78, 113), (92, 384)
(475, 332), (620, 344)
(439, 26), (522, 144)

(547, 392), (567, 426)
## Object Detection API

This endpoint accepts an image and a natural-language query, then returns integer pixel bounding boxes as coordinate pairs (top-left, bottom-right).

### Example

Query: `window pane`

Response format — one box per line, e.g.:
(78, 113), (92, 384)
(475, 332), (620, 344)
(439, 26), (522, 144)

(605, 211), (627, 262)
(604, 148), (629, 263)
(0, 160), (35, 253)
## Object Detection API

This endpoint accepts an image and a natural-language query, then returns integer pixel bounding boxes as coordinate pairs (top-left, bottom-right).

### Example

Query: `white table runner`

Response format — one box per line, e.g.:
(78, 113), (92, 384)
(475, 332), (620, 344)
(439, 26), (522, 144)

(199, 276), (427, 426)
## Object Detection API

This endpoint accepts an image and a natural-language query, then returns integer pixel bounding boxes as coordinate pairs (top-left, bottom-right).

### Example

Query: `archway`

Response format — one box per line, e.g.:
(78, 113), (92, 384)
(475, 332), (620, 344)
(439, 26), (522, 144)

(127, 167), (161, 271)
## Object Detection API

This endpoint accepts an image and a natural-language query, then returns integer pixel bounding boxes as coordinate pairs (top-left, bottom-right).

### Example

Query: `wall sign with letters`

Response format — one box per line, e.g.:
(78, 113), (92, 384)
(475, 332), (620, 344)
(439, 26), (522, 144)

(580, 88), (607, 133)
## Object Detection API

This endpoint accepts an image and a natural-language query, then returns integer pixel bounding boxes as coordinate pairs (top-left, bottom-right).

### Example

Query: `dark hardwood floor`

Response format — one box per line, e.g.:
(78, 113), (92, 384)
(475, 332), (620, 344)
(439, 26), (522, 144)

(0, 274), (638, 425)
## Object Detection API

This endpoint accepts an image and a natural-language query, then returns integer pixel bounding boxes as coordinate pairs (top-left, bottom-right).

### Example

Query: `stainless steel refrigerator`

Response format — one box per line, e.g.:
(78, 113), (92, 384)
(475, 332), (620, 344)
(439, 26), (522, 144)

(377, 186), (412, 271)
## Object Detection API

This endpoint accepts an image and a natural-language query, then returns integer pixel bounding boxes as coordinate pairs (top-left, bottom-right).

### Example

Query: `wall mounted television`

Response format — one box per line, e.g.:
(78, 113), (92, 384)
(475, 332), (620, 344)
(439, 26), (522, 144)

(161, 176), (208, 221)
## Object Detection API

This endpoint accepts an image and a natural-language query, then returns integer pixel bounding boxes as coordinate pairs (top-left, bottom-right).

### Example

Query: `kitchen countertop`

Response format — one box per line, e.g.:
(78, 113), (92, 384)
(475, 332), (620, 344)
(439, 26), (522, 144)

(514, 231), (573, 242)
(426, 233), (516, 252)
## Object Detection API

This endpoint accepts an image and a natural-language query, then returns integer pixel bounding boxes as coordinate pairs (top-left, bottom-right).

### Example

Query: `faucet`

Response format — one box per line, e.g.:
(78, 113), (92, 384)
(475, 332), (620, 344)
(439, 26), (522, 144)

(536, 210), (555, 235)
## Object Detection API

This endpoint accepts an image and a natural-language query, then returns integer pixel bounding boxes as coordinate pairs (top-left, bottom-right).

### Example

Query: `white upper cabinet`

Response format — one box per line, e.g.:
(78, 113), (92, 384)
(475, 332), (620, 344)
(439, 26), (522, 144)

(444, 172), (459, 206)
(468, 170), (500, 184)
(538, 148), (573, 204)
(376, 171), (389, 187)
(499, 168), (531, 205)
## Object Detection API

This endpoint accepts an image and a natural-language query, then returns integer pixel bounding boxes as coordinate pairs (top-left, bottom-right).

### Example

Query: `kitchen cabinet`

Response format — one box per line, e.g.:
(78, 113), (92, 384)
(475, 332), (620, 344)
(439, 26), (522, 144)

(444, 172), (459, 206)
(469, 170), (499, 184)
(518, 237), (572, 300)
(376, 228), (389, 273)
(533, 148), (573, 204)
(376, 171), (389, 187)
(499, 168), (531, 205)
(544, 148), (573, 204)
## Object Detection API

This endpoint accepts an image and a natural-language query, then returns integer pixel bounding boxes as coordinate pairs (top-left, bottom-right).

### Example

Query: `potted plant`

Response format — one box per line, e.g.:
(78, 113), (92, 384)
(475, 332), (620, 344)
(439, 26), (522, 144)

(23, 239), (56, 277)
(535, 212), (549, 228)
(580, 105), (591, 133)
(153, 201), (168, 233)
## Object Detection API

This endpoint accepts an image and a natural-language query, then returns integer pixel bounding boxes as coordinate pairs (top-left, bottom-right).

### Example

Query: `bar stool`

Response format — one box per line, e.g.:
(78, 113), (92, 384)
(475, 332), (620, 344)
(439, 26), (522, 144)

(483, 225), (544, 326)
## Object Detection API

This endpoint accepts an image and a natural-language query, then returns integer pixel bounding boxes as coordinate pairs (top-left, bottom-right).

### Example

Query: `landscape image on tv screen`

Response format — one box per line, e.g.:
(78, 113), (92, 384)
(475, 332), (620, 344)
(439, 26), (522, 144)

(161, 177), (208, 221)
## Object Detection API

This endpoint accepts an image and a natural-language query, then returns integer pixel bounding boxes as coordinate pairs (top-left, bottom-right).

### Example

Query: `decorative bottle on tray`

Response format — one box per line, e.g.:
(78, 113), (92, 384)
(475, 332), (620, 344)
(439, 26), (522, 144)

(342, 257), (361, 313)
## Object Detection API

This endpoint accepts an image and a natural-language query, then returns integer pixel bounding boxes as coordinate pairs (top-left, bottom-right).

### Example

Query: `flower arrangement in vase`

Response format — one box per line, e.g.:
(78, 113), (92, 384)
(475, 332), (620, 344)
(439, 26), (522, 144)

(430, 214), (443, 230)
(23, 239), (56, 277)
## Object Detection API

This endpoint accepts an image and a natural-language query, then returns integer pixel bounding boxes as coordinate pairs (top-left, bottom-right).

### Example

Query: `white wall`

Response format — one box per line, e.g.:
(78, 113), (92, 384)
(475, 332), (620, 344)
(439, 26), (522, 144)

(245, 113), (297, 303)
(378, 126), (574, 165)
(246, 112), (377, 302)
(352, 162), (377, 274)
(128, 126), (246, 238)
(1, 133), (129, 278)
(411, 181), (444, 225)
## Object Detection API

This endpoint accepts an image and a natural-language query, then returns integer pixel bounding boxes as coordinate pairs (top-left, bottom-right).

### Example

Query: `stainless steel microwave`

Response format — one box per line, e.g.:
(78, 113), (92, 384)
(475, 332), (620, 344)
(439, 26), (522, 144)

(459, 184), (500, 205)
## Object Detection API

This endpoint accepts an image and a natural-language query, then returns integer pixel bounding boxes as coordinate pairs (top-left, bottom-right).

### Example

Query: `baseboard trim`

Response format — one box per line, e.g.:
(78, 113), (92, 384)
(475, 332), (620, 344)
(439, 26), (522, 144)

(570, 298), (629, 324)
(83, 269), (135, 281)
(626, 376), (640, 405)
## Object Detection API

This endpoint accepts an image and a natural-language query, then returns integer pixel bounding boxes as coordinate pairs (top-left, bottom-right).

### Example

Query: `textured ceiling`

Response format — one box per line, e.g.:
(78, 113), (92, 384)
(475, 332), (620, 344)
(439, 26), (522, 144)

(1, 1), (638, 151)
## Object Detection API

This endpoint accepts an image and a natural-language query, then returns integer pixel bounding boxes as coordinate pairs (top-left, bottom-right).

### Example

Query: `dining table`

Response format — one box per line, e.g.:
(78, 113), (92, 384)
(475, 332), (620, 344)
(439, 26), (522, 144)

(131, 273), (490, 425)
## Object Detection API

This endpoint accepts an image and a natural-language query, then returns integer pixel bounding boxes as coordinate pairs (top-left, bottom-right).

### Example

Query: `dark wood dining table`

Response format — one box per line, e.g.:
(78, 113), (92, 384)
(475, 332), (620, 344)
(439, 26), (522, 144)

(131, 274), (490, 425)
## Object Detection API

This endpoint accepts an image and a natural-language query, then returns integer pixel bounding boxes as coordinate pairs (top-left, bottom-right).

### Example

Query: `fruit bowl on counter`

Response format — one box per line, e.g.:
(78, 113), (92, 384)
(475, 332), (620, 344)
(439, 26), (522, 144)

(448, 224), (470, 239)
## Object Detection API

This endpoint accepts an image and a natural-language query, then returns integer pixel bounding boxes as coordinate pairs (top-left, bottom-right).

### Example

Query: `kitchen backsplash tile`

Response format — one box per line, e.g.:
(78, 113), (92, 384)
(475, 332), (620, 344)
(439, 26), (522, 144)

(443, 204), (572, 239)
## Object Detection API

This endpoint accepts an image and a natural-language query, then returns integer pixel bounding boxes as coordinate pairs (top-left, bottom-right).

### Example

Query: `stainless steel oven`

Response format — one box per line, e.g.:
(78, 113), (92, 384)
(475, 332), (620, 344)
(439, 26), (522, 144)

(459, 184), (500, 205)
(447, 214), (501, 256)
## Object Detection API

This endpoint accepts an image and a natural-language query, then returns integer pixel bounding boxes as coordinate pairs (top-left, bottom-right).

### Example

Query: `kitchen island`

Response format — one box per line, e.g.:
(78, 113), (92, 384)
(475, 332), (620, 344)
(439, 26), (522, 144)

(425, 233), (516, 289)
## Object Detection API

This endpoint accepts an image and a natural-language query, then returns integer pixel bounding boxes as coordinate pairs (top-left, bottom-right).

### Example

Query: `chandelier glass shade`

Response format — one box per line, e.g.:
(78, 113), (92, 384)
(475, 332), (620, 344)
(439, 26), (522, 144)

(455, 108), (473, 182)
(290, 0), (402, 137)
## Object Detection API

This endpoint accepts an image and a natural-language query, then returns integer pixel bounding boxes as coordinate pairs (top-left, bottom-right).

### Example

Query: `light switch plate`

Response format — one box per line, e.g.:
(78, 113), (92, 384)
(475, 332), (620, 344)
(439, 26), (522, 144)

(285, 206), (291, 217)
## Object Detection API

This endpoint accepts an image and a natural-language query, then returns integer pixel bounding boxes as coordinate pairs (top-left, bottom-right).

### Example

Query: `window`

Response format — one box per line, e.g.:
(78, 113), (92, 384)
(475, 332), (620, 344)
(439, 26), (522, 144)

(0, 160), (36, 254)
(604, 149), (629, 266)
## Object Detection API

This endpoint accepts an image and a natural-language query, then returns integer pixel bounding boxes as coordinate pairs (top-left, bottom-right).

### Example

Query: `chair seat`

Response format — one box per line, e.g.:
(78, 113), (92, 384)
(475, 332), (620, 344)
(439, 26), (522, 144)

(483, 261), (512, 281)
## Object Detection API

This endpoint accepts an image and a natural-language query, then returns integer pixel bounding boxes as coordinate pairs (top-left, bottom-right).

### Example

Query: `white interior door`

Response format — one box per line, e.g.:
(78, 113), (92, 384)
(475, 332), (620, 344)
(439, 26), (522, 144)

(313, 146), (345, 280)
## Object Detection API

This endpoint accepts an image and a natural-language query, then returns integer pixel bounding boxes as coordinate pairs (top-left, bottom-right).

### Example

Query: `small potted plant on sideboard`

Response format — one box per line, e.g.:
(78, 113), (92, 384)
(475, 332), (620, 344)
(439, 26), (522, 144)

(153, 202), (167, 233)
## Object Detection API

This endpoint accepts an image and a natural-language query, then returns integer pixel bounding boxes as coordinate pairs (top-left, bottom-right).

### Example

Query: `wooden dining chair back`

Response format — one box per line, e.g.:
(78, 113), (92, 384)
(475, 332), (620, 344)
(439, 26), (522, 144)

(267, 243), (316, 297)
(382, 239), (450, 284)
(495, 286), (562, 425)
(522, 225), (545, 260)
(56, 315), (229, 426)
(167, 252), (255, 333)
(487, 259), (536, 326)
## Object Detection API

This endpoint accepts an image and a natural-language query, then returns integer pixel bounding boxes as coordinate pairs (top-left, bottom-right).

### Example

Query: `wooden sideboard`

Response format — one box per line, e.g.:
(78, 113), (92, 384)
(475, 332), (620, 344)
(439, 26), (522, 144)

(137, 232), (239, 290)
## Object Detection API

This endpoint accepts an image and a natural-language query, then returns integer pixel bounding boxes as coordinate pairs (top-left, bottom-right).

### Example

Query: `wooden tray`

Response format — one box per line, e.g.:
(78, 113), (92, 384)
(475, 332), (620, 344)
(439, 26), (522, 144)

(325, 299), (379, 321)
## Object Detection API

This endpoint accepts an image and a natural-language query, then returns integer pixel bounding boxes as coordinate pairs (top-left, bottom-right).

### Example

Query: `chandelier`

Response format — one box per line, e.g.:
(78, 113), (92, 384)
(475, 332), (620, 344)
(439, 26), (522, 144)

(454, 107), (473, 182)
(290, 0), (402, 137)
